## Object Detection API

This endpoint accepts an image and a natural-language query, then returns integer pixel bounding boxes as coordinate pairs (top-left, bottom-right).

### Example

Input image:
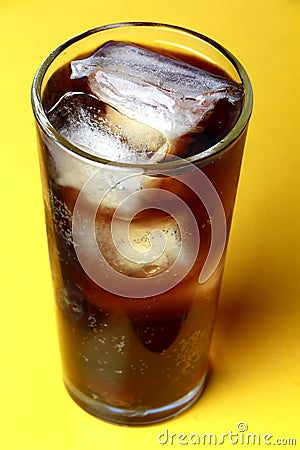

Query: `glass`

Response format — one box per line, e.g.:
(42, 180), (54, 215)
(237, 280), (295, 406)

(31, 22), (253, 425)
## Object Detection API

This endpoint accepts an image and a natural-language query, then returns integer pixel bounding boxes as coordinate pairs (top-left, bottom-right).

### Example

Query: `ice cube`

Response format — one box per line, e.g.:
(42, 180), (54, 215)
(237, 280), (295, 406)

(71, 41), (244, 140)
(47, 91), (168, 163)
(46, 92), (169, 215)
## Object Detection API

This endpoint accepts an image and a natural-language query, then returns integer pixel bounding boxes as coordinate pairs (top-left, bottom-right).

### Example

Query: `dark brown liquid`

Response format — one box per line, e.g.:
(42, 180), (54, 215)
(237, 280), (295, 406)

(39, 43), (246, 422)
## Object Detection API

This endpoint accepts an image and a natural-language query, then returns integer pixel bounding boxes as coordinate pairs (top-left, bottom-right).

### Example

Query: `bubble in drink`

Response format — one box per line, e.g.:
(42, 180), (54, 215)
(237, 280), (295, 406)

(71, 41), (244, 140)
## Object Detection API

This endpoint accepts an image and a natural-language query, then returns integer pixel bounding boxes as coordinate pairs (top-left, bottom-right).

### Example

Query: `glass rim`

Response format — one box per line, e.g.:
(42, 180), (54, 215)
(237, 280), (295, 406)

(31, 21), (253, 170)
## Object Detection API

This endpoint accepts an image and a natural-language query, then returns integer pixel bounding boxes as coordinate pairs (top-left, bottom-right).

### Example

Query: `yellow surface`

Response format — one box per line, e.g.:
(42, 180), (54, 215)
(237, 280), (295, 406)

(1, 0), (299, 449)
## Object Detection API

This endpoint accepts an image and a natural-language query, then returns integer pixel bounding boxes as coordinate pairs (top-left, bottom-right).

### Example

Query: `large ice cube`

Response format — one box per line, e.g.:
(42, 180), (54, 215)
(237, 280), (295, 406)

(46, 92), (169, 214)
(71, 41), (244, 140)
(48, 91), (168, 163)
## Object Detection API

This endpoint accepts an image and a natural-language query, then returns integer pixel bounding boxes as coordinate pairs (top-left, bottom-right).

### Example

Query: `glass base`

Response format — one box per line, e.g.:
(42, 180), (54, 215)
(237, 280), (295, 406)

(63, 373), (207, 425)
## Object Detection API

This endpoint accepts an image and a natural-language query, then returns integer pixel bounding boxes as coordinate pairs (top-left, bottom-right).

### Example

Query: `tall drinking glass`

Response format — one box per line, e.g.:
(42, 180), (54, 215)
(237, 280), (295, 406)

(31, 22), (253, 425)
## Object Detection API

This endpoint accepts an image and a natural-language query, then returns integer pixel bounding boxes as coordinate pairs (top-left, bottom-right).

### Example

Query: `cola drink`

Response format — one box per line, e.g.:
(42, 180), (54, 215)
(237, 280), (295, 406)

(32, 23), (252, 424)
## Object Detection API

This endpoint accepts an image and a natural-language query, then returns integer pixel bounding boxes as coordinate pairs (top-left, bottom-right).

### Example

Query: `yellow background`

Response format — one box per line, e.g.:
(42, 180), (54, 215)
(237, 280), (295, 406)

(1, 0), (299, 449)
